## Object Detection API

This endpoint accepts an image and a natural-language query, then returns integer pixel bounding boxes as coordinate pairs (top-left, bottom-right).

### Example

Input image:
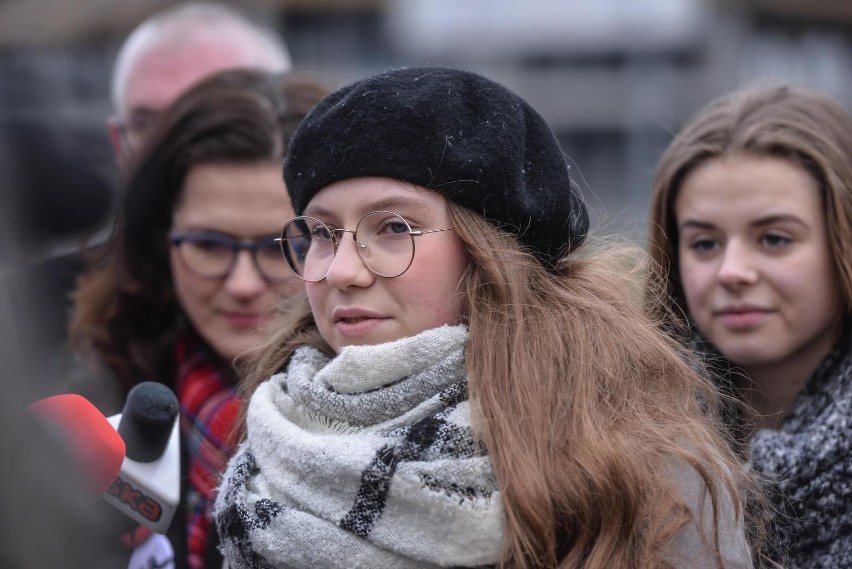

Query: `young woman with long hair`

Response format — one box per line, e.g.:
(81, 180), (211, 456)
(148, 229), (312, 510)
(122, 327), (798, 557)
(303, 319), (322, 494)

(215, 66), (760, 568)
(648, 83), (852, 566)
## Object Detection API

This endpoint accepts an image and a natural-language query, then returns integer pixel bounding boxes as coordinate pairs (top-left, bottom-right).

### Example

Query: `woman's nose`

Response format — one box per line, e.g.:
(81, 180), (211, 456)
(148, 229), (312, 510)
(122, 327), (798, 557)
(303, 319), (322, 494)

(224, 250), (267, 297)
(717, 242), (759, 288)
(324, 233), (375, 289)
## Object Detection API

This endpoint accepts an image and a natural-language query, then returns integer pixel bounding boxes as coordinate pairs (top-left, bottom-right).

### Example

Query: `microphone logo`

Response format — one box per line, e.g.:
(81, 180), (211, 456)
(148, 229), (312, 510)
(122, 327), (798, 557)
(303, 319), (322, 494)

(106, 475), (164, 523)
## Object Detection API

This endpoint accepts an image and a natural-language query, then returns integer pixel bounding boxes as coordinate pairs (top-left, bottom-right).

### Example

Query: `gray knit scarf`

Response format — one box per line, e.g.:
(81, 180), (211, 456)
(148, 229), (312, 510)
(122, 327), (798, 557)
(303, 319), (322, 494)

(214, 325), (504, 569)
(696, 328), (852, 568)
(748, 330), (852, 568)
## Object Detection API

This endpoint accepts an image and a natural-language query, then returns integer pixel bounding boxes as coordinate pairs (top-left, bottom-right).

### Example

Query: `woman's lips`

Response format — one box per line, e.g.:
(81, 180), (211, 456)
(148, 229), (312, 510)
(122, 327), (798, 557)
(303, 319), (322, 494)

(714, 307), (771, 330)
(222, 311), (265, 328)
(332, 310), (388, 338)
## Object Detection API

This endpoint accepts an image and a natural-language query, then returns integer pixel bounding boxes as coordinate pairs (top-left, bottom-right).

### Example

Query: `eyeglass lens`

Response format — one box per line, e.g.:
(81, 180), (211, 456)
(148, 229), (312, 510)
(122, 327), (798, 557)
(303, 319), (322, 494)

(280, 212), (416, 281)
(176, 234), (292, 282)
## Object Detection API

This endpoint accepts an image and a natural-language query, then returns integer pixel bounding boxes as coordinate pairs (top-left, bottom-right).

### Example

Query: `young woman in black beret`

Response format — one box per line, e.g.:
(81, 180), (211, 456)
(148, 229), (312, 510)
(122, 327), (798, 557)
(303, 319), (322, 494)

(648, 83), (852, 567)
(214, 66), (763, 568)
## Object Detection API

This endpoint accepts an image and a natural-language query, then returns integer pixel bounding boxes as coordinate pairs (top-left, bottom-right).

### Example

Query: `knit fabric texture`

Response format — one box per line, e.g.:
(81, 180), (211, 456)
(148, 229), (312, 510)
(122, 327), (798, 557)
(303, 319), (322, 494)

(175, 335), (240, 569)
(283, 66), (589, 268)
(214, 325), (504, 568)
(748, 329), (852, 568)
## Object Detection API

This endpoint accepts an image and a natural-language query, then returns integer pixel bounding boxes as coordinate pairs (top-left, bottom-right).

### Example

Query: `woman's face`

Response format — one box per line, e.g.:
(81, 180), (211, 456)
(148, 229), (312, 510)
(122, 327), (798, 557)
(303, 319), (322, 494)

(170, 162), (299, 361)
(303, 177), (468, 353)
(674, 154), (843, 376)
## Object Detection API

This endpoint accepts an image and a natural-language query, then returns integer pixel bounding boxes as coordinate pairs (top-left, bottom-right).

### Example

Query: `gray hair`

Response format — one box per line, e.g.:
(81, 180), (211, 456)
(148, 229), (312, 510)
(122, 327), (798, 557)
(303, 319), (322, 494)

(110, 1), (291, 111)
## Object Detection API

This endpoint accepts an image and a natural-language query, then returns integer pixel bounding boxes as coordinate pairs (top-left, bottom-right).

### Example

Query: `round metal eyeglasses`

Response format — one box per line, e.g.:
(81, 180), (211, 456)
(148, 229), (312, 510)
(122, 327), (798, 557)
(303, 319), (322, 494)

(275, 211), (454, 282)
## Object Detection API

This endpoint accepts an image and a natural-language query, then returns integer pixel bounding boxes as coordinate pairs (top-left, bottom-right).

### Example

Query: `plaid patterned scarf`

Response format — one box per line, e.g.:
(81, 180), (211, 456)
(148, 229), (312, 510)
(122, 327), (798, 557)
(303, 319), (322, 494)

(174, 334), (241, 569)
(214, 325), (504, 568)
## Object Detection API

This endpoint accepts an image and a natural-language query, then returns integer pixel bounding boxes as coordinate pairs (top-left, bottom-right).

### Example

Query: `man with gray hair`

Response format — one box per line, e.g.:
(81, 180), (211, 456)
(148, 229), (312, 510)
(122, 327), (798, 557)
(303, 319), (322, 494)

(107, 1), (292, 168)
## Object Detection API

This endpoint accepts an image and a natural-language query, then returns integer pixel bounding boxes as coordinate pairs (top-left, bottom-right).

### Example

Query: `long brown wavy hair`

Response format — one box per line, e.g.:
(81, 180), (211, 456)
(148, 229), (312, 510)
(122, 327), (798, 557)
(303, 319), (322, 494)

(240, 199), (762, 568)
(645, 84), (852, 458)
(70, 68), (330, 397)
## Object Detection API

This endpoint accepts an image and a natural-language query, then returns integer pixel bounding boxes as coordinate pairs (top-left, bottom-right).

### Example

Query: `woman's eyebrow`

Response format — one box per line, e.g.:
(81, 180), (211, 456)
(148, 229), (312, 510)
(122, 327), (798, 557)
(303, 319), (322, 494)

(678, 219), (716, 231)
(303, 195), (432, 219)
(752, 213), (808, 228)
(678, 213), (809, 231)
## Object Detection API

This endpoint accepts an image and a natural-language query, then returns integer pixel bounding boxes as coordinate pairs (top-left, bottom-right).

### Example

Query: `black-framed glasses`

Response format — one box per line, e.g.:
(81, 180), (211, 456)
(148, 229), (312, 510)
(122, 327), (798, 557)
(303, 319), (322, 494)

(275, 211), (454, 282)
(169, 230), (293, 282)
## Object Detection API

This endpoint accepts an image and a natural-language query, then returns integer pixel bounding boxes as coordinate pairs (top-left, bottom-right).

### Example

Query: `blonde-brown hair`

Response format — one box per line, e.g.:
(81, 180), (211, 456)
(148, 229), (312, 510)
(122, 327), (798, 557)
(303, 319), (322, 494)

(648, 83), (852, 323)
(241, 201), (759, 568)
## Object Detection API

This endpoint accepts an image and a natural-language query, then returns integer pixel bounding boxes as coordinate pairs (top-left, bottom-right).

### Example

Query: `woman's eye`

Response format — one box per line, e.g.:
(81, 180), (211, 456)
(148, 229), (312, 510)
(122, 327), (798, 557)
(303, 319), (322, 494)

(761, 233), (791, 248)
(382, 219), (409, 234)
(258, 241), (281, 258)
(311, 226), (333, 241)
(689, 238), (718, 253)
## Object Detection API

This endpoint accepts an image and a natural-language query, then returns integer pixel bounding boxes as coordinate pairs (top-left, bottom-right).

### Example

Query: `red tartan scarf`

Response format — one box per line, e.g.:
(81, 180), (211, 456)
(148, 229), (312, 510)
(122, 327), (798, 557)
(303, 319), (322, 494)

(174, 335), (241, 569)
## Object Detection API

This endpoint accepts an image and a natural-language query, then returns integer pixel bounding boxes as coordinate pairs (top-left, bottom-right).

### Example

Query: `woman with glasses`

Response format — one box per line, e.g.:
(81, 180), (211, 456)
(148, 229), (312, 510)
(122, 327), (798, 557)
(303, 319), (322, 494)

(214, 67), (764, 568)
(69, 68), (330, 569)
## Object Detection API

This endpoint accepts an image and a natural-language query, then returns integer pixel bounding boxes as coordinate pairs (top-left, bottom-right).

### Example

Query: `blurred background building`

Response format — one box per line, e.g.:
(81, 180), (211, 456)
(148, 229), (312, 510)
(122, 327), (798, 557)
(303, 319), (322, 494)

(2, 0), (852, 267)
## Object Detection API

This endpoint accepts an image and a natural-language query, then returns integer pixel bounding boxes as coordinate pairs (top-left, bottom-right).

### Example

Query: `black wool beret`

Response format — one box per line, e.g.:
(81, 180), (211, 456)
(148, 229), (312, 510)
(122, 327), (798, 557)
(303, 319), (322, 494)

(284, 66), (589, 267)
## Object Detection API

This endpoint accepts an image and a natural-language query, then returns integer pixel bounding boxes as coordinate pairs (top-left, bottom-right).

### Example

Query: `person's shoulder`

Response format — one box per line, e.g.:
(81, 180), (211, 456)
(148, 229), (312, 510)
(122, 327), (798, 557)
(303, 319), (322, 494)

(665, 459), (753, 569)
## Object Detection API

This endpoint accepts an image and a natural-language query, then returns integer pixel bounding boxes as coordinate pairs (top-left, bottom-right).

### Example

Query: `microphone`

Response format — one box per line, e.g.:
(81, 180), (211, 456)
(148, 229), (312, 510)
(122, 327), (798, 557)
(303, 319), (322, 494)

(27, 393), (126, 496)
(103, 381), (181, 535)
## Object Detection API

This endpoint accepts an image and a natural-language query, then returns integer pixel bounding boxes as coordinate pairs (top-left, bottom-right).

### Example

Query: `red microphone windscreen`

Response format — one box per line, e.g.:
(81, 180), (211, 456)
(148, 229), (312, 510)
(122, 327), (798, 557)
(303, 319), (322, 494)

(28, 394), (126, 495)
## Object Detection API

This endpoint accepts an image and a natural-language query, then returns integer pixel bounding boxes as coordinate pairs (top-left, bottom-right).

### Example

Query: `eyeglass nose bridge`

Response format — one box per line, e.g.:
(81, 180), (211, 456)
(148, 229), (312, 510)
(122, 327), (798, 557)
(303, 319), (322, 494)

(227, 248), (266, 282)
(333, 216), (412, 278)
(329, 228), (367, 251)
(224, 240), (278, 283)
(328, 230), (370, 280)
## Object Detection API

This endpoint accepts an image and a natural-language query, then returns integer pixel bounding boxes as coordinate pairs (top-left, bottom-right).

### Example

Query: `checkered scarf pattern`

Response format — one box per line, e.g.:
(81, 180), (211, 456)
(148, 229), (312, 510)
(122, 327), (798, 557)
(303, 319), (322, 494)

(214, 325), (504, 568)
(175, 335), (241, 569)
